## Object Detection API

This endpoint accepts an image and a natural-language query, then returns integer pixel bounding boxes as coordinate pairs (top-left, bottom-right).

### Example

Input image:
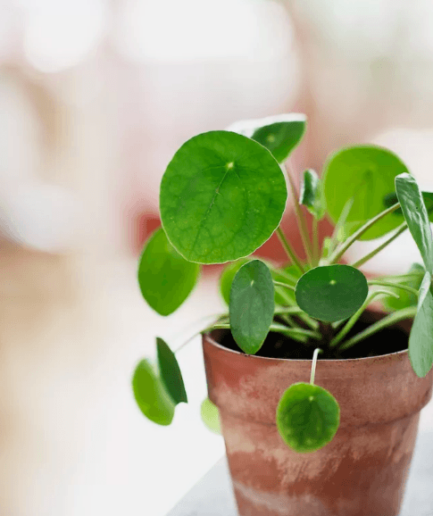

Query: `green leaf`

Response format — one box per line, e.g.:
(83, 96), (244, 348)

(295, 265), (368, 322)
(395, 173), (433, 274)
(220, 259), (299, 307)
(160, 131), (287, 264)
(219, 258), (251, 305)
(200, 398), (221, 435)
(276, 382), (340, 453)
(382, 263), (424, 312)
(230, 260), (275, 354)
(138, 228), (200, 316)
(300, 169), (326, 220)
(228, 113), (306, 163)
(132, 359), (175, 426)
(323, 145), (408, 240)
(409, 271), (433, 378)
(156, 338), (188, 405)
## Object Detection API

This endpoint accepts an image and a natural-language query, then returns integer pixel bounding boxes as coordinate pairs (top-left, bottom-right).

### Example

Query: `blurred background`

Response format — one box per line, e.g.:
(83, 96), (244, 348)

(1, 0), (433, 514)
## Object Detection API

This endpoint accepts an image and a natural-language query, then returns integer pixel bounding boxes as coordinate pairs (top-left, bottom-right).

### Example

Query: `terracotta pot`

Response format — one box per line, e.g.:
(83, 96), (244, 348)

(202, 326), (433, 516)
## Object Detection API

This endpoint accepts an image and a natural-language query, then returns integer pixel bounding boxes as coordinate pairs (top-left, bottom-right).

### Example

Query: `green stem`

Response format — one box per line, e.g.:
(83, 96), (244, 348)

(350, 223), (407, 268)
(276, 227), (304, 274)
(330, 290), (396, 349)
(274, 280), (296, 292)
(310, 348), (322, 385)
(377, 273), (424, 283)
(328, 197), (355, 257)
(328, 203), (401, 264)
(338, 306), (417, 351)
(367, 280), (419, 297)
(269, 266), (299, 284)
(206, 322), (321, 341)
(285, 163), (314, 267)
(312, 217), (319, 266)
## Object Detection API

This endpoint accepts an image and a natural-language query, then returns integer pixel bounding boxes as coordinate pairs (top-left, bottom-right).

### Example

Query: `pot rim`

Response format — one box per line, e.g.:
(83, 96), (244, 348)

(204, 330), (409, 365)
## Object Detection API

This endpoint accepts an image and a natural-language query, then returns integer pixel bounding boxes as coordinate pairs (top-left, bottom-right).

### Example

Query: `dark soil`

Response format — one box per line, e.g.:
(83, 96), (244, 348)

(214, 311), (410, 360)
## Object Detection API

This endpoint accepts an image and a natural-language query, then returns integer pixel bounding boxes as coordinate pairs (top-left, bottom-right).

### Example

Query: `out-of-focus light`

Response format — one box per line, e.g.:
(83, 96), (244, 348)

(21, 0), (107, 73)
(1, 183), (80, 252)
(115, 0), (293, 62)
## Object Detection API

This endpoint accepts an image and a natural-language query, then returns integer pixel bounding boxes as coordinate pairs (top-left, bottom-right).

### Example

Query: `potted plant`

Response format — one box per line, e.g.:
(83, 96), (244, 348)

(132, 114), (433, 516)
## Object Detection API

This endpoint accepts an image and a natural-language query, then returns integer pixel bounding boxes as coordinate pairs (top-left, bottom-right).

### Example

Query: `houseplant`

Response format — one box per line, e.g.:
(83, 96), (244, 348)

(132, 114), (433, 516)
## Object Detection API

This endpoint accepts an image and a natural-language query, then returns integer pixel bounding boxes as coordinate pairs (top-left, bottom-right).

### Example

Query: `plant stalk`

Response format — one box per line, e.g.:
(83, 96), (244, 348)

(338, 306), (417, 351)
(350, 223), (408, 268)
(367, 280), (419, 297)
(328, 203), (401, 264)
(285, 163), (314, 266)
(310, 348), (322, 385)
(330, 290), (397, 349)
(276, 227), (304, 274)
(274, 280), (296, 292)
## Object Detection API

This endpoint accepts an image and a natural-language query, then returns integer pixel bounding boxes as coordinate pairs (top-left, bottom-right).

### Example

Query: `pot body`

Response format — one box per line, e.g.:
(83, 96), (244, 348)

(202, 331), (433, 516)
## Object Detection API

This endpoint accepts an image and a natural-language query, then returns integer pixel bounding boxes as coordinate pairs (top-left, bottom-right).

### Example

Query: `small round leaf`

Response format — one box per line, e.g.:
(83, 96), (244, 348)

(132, 359), (175, 426)
(157, 338), (188, 405)
(160, 131), (287, 264)
(138, 228), (200, 316)
(300, 169), (326, 220)
(276, 382), (340, 453)
(200, 398), (221, 435)
(295, 265), (368, 322)
(227, 113), (306, 163)
(323, 146), (408, 240)
(230, 260), (275, 354)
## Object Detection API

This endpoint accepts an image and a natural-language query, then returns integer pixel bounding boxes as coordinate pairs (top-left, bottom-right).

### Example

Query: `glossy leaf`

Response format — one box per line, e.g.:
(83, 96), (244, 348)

(409, 272), (433, 378)
(396, 173), (433, 274)
(230, 260), (275, 354)
(138, 228), (200, 316)
(157, 338), (188, 404)
(276, 383), (340, 453)
(219, 258), (251, 305)
(220, 259), (298, 307)
(295, 265), (368, 322)
(383, 263), (424, 312)
(200, 398), (221, 435)
(227, 113), (306, 163)
(132, 359), (175, 426)
(300, 169), (326, 220)
(323, 145), (408, 240)
(160, 131), (287, 264)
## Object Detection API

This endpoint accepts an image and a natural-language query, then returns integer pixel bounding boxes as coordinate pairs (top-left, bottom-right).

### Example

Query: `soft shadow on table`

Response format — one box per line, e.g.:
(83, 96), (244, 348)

(168, 431), (433, 516)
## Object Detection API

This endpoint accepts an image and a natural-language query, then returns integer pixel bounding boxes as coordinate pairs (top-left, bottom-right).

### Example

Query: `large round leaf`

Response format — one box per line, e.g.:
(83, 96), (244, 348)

(132, 359), (175, 426)
(276, 382), (340, 453)
(323, 145), (408, 240)
(230, 260), (275, 354)
(160, 131), (287, 264)
(295, 265), (368, 322)
(227, 113), (306, 163)
(138, 228), (200, 316)
(157, 338), (188, 405)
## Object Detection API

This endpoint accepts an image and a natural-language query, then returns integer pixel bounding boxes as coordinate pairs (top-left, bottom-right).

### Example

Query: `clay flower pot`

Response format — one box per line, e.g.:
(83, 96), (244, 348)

(202, 327), (433, 516)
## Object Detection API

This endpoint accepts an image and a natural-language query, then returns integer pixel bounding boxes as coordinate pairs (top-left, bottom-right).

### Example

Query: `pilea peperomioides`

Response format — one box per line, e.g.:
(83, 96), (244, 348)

(132, 114), (433, 453)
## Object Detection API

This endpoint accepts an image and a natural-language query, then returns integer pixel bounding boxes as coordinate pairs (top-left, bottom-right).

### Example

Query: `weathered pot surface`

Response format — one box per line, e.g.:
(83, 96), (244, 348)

(202, 326), (433, 516)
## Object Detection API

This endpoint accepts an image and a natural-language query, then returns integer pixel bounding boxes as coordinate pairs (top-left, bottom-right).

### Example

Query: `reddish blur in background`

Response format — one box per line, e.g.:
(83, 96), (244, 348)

(1, 1), (433, 515)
